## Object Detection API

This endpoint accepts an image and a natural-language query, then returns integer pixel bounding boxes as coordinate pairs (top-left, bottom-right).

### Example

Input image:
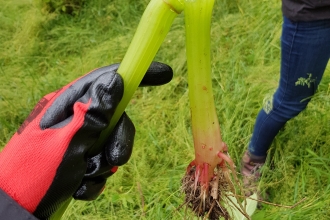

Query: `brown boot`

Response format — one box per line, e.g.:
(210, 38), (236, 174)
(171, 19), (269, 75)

(240, 151), (266, 197)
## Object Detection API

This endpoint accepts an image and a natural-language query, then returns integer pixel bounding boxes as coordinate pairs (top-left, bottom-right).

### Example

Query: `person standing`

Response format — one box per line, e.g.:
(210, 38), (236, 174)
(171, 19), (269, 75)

(241, 0), (330, 194)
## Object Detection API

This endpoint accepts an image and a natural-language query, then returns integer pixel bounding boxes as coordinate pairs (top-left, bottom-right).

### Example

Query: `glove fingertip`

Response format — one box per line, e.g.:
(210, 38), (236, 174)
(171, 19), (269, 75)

(139, 61), (173, 87)
(105, 113), (135, 166)
(73, 178), (106, 201)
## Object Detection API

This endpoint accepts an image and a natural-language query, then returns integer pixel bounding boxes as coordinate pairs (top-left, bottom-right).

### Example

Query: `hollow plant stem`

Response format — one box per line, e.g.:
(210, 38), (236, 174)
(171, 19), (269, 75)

(51, 0), (184, 219)
(94, 0), (184, 149)
(184, 0), (223, 184)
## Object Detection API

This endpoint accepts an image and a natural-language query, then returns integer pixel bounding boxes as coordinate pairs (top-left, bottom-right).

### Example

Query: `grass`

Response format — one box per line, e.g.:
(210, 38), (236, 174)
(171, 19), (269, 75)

(1, 0), (330, 219)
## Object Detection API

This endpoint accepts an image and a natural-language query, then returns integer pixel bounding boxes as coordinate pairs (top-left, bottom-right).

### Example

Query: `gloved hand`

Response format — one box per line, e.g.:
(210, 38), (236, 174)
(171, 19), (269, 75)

(0, 62), (173, 219)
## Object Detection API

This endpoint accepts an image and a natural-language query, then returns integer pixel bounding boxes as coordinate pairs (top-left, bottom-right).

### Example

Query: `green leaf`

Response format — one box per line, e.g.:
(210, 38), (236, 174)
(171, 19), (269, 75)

(226, 193), (258, 220)
(245, 194), (258, 217)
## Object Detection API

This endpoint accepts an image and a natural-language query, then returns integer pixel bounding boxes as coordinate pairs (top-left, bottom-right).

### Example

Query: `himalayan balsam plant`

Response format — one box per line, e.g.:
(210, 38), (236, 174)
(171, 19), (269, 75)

(181, 0), (248, 219)
(51, 1), (184, 219)
(52, 0), (252, 219)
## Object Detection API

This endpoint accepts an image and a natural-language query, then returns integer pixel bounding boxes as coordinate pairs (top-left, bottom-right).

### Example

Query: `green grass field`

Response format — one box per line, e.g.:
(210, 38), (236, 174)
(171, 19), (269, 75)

(1, 0), (330, 219)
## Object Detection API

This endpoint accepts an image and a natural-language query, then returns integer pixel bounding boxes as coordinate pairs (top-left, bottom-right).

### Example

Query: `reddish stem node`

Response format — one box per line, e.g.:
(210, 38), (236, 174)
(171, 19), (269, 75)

(217, 152), (235, 171)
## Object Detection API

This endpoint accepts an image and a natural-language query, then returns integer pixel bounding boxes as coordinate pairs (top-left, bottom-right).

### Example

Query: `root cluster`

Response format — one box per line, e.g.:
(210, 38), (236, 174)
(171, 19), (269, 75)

(181, 166), (247, 220)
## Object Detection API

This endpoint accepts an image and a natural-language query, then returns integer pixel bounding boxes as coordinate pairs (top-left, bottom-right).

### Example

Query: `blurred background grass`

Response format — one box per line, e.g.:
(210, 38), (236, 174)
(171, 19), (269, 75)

(1, 0), (330, 219)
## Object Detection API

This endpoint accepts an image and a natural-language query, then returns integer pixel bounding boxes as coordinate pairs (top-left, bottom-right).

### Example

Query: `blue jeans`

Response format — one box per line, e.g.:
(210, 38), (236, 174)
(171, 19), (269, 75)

(248, 16), (330, 157)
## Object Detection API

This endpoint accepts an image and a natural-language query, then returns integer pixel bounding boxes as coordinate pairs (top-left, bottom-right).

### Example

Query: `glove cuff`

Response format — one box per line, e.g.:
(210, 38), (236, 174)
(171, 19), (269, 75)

(0, 189), (38, 219)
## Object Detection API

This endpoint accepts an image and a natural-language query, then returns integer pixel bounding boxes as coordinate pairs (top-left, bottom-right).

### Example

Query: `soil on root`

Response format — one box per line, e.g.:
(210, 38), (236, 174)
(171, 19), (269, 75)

(181, 168), (234, 220)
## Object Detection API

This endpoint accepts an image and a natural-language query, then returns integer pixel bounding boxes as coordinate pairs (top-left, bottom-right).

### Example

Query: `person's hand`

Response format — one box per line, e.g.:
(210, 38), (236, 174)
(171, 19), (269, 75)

(0, 62), (173, 219)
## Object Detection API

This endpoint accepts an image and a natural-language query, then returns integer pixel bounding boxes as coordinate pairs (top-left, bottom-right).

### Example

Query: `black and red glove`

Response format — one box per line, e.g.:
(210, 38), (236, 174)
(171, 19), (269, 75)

(0, 62), (173, 219)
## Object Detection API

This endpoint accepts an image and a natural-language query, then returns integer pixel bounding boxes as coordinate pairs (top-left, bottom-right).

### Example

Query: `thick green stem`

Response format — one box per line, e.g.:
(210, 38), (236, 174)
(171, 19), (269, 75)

(185, 0), (223, 183)
(51, 1), (184, 219)
(94, 0), (184, 149)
